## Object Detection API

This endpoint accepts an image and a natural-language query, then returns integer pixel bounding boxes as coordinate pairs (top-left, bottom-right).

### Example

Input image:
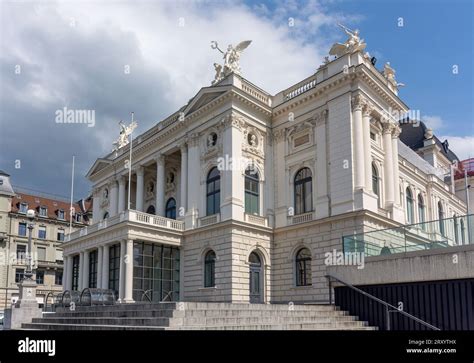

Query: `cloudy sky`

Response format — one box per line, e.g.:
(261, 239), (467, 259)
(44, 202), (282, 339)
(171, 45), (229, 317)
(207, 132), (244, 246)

(0, 0), (472, 200)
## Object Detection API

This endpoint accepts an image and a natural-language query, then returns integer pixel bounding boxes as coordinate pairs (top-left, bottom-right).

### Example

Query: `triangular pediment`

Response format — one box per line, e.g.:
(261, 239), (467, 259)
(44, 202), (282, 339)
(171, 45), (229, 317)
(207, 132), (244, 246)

(86, 158), (113, 178)
(183, 86), (230, 116)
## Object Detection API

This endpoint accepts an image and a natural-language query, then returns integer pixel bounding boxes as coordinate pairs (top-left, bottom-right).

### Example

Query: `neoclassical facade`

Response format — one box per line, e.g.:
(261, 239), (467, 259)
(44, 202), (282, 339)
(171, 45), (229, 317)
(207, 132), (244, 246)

(62, 36), (467, 304)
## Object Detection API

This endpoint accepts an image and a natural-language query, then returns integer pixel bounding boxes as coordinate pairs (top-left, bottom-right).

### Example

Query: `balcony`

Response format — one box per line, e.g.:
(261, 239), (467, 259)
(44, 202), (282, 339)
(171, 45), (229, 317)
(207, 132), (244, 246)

(198, 214), (220, 227)
(244, 213), (268, 227)
(66, 209), (184, 241)
(289, 211), (314, 225)
(343, 214), (474, 257)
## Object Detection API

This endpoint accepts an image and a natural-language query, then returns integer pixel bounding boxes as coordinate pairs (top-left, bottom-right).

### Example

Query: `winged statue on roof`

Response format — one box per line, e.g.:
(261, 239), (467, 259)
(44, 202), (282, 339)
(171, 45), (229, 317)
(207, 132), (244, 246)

(211, 40), (252, 84)
(113, 119), (137, 151)
(329, 23), (366, 57)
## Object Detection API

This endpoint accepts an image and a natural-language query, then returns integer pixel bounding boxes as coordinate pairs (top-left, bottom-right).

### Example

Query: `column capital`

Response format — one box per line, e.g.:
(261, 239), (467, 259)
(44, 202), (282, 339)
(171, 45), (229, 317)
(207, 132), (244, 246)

(155, 153), (165, 166)
(391, 124), (402, 138)
(222, 111), (246, 131)
(107, 178), (118, 188)
(362, 102), (375, 117)
(314, 108), (328, 127)
(351, 94), (366, 112)
(382, 122), (395, 135)
(118, 174), (127, 185)
(179, 141), (188, 153)
(136, 165), (145, 176)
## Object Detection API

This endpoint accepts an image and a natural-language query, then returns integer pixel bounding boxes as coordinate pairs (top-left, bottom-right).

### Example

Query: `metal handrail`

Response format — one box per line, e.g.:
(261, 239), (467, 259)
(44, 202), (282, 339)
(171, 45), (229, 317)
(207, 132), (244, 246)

(326, 274), (440, 331)
(161, 290), (173, 302)
(141, 289), (153, 302)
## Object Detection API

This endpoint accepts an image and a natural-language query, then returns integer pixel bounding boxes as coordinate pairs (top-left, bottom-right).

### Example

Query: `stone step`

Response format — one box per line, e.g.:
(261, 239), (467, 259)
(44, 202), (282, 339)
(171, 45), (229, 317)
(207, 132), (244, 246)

(22, 323), (166, 331)
(33, 315), (359, 327)
(50, 308), (349, 319)
(54, 302), (337, 313)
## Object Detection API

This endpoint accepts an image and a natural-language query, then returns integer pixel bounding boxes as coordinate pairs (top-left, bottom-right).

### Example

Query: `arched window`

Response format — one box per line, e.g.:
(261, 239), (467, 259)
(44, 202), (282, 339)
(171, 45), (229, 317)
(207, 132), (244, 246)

(103, 212), (109, 220)
(294, 168), (312, 215)
(438, 202), (445, 236)
(461, 219), (466, 244)
(295, 248), (312, 286)
(245, 167), (259, 215)
(372, 163), (380, 206)
(146, 205), (155, 215)
(204, 250), (216, 287)
(418, 194), (425, 229)
(406, 188), (414, 224)
(165, 198), (176, 219)
(453, 214), (459, 244)
(206, 167), (220, 216)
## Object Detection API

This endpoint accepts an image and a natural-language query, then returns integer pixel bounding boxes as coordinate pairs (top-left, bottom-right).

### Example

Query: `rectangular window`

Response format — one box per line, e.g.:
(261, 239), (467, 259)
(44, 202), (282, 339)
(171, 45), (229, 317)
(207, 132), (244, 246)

(75, 214), (82, 222)
(370, 132), (376, 141)
(57, 229), (65, 241)
(39, 207), (47, 217)
(55, 270), (63, 285)
(89, 250), (98, 288)
(19, 203), (28, 214)
(72, 255), (80, 290)
(15, 269), (25, 283)
(38, 226), (46, 239)
(109, 244), (121, 296)
(16, 244), (26, 260)
(58, 210), (65, 220)
(132, 242), (180, 302)
(36, 270), (44, 284)
(18, 222), (27, 237)
(37, 247), (46, 261)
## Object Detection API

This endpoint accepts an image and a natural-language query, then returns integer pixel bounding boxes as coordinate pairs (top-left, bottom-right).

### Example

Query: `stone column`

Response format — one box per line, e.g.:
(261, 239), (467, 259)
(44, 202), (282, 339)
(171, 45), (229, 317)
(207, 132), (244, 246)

(97, 246), (103, 289)
(118, 176), (126, 213)
(314, 109), (329, 218)
(185, 134), (200, 229)
(221, 112), (245, 221)
(156, 153), (165, 216)
(109, 179), (119, 217)
(383, 123), (395, 206)
(352, 95), (365, 189)
(123, 239), (134, 303)
(92, 188), (101, 224)
(119, 240), (126, 301)
(136, 166), (145, 212)
(82, 250), (90, 290)
(78, 252), (84, 291)
(67, 255), (73, 290)
(180, 143), (188, 216)
(102, 244), (109, 290)
(392, 125), (401, 205)
(363, 102), (374, 192)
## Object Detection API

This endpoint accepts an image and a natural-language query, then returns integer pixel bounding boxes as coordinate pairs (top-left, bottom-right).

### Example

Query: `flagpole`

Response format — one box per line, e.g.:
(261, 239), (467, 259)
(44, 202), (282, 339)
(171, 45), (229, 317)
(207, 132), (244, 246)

(127, 112), (133, 210)
(69, 155), (75, 235)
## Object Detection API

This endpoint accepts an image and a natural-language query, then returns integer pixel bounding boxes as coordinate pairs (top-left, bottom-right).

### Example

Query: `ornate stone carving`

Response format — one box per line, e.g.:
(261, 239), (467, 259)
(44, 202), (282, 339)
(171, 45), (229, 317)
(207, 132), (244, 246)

(273, 129), (285, 143)
(362, 102), (374, 117)
(314, 109), (328, 127)
(424, 128), (433, 140)
(146, 179), (155, 201)
(351, 94), (366, 112)
(383, 62), (405, 89)
(382, 122), (395, 135)
(243, 126), (264, 158)
(392, 124), (402, 138)
(112, 119), (137, 151)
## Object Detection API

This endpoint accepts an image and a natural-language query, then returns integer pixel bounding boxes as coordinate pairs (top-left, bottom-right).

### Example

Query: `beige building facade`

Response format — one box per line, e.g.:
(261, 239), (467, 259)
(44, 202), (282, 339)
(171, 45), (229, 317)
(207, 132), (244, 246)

(0, 170), (89, 310)
(62, 38), (468, 305)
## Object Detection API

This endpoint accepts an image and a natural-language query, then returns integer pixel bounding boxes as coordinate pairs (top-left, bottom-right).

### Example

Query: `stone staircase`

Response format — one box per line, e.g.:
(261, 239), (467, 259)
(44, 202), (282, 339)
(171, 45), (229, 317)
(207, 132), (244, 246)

(22, 302), (376, 330)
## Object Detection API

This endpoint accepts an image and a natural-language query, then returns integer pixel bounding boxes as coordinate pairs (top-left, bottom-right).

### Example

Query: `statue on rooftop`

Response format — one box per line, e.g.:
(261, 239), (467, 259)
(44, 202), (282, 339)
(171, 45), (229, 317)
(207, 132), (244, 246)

(113, 119), (137, 151)
(211, 40), (252, 82)
(329, 23), (366, 57)
(383, 62), (405, 88)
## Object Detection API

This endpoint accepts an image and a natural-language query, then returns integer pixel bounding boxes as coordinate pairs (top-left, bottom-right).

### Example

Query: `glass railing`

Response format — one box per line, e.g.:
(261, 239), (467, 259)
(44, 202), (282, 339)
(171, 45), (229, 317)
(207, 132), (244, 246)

(343, 214), (474, 257)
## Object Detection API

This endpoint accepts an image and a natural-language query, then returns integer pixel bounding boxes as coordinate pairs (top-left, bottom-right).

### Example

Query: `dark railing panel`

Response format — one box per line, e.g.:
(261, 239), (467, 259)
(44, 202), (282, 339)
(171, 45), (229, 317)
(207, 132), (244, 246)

(334, 278), (474, 330)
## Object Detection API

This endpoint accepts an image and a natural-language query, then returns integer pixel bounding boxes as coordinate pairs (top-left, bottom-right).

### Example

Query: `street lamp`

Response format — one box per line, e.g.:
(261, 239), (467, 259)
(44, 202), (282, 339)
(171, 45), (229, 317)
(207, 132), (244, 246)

(24, 209), (36, 281)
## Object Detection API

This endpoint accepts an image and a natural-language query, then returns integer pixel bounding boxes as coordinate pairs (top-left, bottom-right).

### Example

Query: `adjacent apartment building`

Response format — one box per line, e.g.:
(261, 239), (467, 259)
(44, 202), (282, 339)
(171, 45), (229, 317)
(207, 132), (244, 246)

(0, 170), (90, 310)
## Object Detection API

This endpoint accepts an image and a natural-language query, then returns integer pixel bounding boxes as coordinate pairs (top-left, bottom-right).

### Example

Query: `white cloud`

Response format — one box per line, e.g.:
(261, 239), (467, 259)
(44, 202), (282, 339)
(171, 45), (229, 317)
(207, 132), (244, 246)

(439, 136), (474, 161)
(421, 115), (444, 130)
